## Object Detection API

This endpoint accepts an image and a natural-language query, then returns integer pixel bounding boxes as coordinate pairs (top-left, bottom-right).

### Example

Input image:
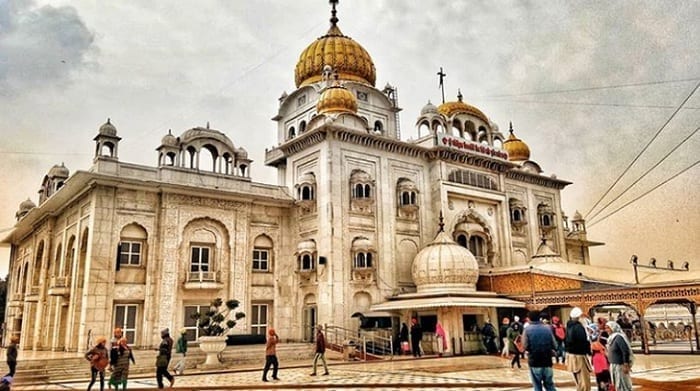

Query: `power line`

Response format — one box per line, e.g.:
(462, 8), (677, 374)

(583, 80), (700, 220)
(0, 151), (91, 156)
(482, 98), (700, 111)
(588, 159), (700, 228)
(480, 78), (700, 98)
(588, 126), (700, 222)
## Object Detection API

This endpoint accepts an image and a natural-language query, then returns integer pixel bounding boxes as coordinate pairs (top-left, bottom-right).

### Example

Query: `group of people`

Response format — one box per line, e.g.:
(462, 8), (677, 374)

(261, 323), (329, 382)
(84, 327), (187, 390)
(499, 308), (634, 391)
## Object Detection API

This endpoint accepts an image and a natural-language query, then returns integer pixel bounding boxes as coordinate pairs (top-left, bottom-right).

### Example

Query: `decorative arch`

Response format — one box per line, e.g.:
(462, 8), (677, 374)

(452, 209), (494, 266)
(396, 239), (418, 285)
(118, 223), (148, 268)
(181, 217), (231, 285)
(252, 234), (274, 272)
(32, 240), (45, 287)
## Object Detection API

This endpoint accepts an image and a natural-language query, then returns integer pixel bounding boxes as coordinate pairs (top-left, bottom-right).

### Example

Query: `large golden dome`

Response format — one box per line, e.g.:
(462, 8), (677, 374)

(437, 91), (489, 123)
(317, 84), (358, 115)
(503, 123), (531, 162)
(294, 10), (376, 88)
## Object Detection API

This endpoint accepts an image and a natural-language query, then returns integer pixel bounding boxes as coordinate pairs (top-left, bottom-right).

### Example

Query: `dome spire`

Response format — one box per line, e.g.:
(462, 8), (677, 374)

(329, 0), (339, 27)
(438, 210), (445, 233)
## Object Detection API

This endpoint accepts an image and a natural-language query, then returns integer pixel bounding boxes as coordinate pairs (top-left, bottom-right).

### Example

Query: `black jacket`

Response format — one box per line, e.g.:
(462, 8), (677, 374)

(565, 320), (591, 355)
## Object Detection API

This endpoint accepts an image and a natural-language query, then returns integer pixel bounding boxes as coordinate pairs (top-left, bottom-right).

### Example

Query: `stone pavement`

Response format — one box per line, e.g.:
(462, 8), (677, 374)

(12, 353), (700, 390)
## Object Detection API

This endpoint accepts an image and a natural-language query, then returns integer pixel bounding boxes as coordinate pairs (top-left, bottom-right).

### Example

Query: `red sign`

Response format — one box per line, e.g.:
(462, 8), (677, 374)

(436, 133), (508, 160)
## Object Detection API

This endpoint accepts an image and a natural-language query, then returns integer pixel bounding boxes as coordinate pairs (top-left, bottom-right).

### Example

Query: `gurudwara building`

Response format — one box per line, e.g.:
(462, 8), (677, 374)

(4, 3), (699, 354)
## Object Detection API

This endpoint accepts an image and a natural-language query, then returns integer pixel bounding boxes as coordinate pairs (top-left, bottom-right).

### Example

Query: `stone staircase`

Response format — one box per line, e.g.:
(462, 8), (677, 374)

(5, 343), (316, 386)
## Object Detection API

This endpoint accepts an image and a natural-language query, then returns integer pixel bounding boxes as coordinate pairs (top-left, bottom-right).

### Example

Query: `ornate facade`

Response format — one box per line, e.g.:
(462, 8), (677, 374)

(7, 3), (693, 355)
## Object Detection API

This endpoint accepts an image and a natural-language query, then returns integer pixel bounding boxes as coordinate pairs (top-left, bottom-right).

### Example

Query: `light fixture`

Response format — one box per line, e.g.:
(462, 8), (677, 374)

(649, 258), (656, 268)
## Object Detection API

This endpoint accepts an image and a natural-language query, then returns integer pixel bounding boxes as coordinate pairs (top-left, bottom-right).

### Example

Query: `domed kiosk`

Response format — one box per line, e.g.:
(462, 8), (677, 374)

(370, 214), (524, 355)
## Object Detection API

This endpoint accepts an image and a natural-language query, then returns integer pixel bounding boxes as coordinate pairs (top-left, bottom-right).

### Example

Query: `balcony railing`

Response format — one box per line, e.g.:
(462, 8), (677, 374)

(184, 271), (223, 290)
(48, 276), (71, 296)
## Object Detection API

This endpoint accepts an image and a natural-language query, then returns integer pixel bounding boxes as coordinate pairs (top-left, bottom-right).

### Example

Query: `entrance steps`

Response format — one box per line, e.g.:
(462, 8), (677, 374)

(5, 343), (316, 385)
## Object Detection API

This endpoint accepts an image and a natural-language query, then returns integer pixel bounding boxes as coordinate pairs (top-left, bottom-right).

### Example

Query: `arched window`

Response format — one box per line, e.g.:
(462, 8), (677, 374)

(252, 235), (273, 272)
(513, 209), (522, 222)
(373, 121), (383, 133)
(32, 241), (44, 287)
(118, 223), (147, 268)
(289, 126), (296, 139)
(300, 186), (314, 200)
(456, 234), (468, 248)
(468, 235), (486, 263)
(300, 254), (314, 270)
(299, 121), (307, 133)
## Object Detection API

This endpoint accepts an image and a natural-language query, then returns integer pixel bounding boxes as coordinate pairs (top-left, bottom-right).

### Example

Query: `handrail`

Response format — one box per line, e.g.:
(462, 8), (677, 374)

(324, 324), (394, 360)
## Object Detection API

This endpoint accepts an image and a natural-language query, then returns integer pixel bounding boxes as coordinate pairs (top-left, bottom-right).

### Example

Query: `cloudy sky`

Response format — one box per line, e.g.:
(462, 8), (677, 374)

(1, 0), (698, 276)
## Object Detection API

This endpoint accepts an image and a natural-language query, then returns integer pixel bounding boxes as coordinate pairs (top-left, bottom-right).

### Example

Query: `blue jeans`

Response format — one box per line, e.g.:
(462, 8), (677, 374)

(529, 366), (556, 391)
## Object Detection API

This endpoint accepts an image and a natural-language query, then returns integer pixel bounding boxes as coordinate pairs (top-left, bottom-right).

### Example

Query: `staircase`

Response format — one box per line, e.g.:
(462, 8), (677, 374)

(6, 343), (315, 386)
(324, 325), (394, 361)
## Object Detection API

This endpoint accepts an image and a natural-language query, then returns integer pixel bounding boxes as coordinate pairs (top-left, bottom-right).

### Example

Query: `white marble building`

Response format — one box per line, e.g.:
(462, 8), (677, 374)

(2, 3), (600, 352)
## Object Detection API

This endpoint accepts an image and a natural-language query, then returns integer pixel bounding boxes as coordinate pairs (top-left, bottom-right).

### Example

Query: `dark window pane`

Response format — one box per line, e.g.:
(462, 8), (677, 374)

(201, 248), (209, 263)
(191, 248), (199, 263)
(126, 306), (137, 328)
(132, 243), (141, 253)
(185, 329), (196, 342)
(120, 242), (130, 252)
(130, 255), (139, 264)
(119, 254), (129, 264)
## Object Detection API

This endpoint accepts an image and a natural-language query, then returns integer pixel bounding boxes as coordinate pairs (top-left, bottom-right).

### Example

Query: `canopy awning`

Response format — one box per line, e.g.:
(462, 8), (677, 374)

(351, 311), (396, 318)
(370, 295), (525, 311)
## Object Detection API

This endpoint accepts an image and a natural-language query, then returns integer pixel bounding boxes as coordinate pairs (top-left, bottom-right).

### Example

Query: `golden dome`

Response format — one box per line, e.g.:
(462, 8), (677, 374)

(503, 122), (531, 162)
(316, 84), (358, 115)
(437, 91), (489, 123)
(294, 12), (376, 88)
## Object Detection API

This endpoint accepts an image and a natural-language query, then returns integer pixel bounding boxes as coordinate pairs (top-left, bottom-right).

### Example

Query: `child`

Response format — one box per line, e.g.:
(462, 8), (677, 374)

(591, 337), (612, 391)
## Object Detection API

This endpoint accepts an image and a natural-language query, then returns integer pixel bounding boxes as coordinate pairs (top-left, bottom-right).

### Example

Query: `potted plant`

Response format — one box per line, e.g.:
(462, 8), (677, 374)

(191, 298), (245, 367)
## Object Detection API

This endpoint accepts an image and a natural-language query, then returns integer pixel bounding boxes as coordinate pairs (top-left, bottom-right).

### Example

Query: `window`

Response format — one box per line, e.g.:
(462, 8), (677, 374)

(252, 249), (269, 271)
(288, 126), (296, 139)
(468, 236), (486, 263)
(456, 234), (468, 248)
(251, 304), (269, 335)
(299, 120), (307, 133)
(119, 241), (142, 266)
(114, 304), (138, 344)
(353, 183), (371, 198)
(184, 304), (207, 341)
(354, 252), (373, 268)
(512, 209), (522, 222)
(300, 254), (315, 270)
(300, 186), (314, 200)
(190, 246), (210, 272)
(447, 169), (499, 191)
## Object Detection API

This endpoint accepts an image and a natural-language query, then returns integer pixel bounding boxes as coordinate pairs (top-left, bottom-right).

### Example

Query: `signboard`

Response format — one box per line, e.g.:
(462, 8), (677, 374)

(436, 133), (508, 160)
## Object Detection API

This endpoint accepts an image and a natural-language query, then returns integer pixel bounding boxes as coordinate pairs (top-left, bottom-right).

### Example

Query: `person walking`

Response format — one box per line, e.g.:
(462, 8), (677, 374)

(5, 336), (18, 378)
(310, 324), (329, 376)
(173, 329), (187, 375)
(109, 337), (135, 390)
(522, 310), (557, 391)
(565, 307), (593, 391)
(606, 321), (634, 391)
(155, 328), (175, 389)
(507, 321), (523, 369)
(551, 316), (566, 364)
(500, 317), (511, 357)
(262, 328), (280, 382)
(399, 323), (409, 355)
(109, 327), (123, 373)
(85, 336), (109, 391)
(482, 319), (498, 354)
(409, 318), (423, 357)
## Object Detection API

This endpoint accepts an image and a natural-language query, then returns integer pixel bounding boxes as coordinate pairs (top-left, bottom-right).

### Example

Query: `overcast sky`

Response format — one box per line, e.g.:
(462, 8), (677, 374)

(1, 0), (698, 276)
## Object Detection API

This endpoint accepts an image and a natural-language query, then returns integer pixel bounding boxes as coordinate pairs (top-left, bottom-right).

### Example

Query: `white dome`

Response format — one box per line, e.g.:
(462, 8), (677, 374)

(420, 100), (438, 115)
(411, 230), (479, 293)
(99, 118), (117, 136)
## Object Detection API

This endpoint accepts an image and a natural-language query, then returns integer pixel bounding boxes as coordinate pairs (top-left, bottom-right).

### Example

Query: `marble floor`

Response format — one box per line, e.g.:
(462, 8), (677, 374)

(12, 353), (700, 390)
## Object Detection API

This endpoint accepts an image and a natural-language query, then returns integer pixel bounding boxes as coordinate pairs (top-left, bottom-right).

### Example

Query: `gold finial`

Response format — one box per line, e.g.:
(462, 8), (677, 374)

(457, 89), (463, 102)
(329, 0), (339, 26)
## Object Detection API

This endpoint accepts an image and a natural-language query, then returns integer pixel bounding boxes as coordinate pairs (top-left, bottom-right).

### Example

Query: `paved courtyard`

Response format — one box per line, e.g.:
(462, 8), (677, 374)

(12, 354), (700, 390)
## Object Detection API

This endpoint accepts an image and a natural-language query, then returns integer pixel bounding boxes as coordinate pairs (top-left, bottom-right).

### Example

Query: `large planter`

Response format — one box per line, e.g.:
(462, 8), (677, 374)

(198, 335), (227, 367)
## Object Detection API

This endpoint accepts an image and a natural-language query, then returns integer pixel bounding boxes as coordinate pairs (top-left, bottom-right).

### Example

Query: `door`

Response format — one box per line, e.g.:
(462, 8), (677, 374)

(303, 305), (317, 342)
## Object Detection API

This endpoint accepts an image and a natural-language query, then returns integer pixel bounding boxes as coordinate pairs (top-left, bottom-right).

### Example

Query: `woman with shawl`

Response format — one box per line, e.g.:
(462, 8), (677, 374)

(435, 322), (447, 357)
(605, 321), (634, 391)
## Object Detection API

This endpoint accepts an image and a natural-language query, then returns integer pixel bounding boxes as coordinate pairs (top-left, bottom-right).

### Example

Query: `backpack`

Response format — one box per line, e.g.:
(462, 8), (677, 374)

(555, 325), (566, 340)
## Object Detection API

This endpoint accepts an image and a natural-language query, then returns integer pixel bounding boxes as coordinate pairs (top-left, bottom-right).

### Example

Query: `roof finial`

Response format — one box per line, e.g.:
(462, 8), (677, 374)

(107, 118), (111, 124)
(329, 0), (339, 26)
(457, 89), (463, 102)
(509, 121), (514, 134)
(206, 121), (210, 129)
(437, 67), (447, 104)
(438, 210), (445, 233)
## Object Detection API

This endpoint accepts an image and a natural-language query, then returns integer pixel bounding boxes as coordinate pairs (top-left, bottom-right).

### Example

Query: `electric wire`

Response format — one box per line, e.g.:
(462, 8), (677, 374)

(482, 98), (700, 111)
(588, 159), (700, 228)
(480, 78), (700, 98)
(587, 126), (700, 223)
(583, 80), (700, 220)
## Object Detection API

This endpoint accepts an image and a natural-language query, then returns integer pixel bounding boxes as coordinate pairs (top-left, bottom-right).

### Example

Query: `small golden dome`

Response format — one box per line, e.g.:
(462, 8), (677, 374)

(316, 84), (358, 115)
(503, 122), (531, 162)
(294, 9), (376, 87)
(437, 91), (489, 123)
